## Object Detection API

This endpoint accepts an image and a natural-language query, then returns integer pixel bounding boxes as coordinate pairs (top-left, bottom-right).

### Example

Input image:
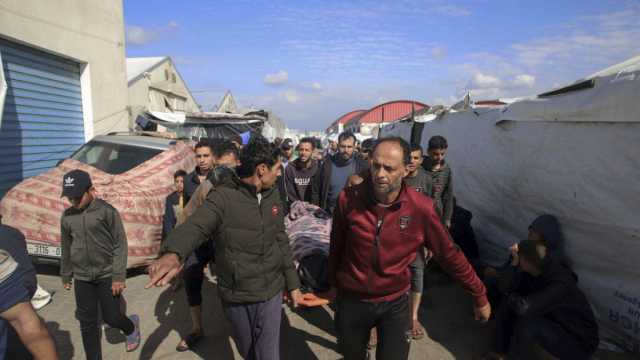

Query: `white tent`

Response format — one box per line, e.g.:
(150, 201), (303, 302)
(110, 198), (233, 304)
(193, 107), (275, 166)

(418, 55), (640, 353)
(378, 120), (413, 140)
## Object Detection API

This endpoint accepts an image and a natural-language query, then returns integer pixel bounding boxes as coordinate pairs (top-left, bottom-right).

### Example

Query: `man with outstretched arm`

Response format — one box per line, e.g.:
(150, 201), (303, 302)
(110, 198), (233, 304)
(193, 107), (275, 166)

(146, 136), (302, 360)
(328, 137), (490, 360)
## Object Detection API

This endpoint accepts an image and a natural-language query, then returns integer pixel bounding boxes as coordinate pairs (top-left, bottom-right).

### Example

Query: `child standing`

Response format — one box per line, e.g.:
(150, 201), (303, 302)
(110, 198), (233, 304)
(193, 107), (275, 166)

(60, 170), (141, 359)
(423, 136), (454, 228)
(162, 169), (187, 242)
(405, 143), (433, 340)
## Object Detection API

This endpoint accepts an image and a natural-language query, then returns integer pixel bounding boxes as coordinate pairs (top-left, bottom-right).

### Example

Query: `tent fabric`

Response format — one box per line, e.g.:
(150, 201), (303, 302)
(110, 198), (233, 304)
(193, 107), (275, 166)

(585, 54), (640, 80)
(418, 61), (640, 353)
(501, 71), (640, 124)
(378, 120), (413, 142)
(0, 142), (196, 268)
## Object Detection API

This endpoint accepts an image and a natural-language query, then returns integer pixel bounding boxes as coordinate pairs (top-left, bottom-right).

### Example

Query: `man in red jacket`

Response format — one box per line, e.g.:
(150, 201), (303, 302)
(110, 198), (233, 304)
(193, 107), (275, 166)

(329, 137), (491, 360)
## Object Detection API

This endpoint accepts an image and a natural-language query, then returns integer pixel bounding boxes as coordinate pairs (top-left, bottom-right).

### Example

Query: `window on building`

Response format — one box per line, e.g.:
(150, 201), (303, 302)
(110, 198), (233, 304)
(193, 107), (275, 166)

(171, 73), (176, 83)
(175, 98), (185, 111)
(164, 96), (173, 112)
(164, 69), (170, 80)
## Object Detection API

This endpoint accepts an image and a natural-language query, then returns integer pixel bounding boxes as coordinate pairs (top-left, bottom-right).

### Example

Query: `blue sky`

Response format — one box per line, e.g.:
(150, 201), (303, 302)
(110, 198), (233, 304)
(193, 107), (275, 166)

(124, 0), (640, 131)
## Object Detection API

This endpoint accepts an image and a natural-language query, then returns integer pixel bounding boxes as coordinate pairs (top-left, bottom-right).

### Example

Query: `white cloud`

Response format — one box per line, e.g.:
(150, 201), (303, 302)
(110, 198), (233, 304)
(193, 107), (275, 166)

(470, 73), (501, 88)
(513, 74), (536, 87)
(125, 21), (179, 46)
(282, 89), (300, 103)
(310, 82), (322, 91)
(511, 7), (640, 69)
(264, 70), (289, 86)
(125, 26), (155, 45)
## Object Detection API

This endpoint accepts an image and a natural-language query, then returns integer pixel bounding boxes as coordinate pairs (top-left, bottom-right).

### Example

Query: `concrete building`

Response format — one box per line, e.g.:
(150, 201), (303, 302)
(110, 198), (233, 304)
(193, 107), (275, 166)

(0, 0), (129, 196)
(217, 90), (238, 113)
(127, 56), (199, 121)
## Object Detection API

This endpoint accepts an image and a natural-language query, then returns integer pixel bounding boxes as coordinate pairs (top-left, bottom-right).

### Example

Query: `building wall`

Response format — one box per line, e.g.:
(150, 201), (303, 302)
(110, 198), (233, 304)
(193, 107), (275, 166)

(128, 59), (200, 121)
(0, 0), (129, 138)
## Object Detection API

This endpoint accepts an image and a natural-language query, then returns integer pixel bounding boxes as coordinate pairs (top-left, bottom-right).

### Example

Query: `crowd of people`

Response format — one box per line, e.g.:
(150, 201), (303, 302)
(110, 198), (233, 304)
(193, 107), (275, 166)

(0, 130), (600, 360)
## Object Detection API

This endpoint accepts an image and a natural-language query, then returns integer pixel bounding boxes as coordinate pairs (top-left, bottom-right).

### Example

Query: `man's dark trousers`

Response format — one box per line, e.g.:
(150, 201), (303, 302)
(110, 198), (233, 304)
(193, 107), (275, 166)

(336, 293), (411, 360)
(222, 292), (283, 360)
(74, 278), (134, 360)
(183, 242), (214, 307)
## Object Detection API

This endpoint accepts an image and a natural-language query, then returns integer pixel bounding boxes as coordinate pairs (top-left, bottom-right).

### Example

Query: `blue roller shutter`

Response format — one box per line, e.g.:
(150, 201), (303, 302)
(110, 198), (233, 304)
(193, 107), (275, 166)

(0, 38), (85, 197)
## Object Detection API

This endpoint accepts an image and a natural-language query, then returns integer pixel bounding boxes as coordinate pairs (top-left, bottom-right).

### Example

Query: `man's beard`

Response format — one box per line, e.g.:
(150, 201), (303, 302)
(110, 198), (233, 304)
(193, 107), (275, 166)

(374, 179), (402, 195)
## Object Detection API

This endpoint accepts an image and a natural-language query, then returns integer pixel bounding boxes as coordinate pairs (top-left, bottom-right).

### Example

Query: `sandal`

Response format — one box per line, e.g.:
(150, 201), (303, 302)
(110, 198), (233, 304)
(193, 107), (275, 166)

(411, 319), (426, 340)
(126, 315), (141, 352)
(176, 332), (203, 352)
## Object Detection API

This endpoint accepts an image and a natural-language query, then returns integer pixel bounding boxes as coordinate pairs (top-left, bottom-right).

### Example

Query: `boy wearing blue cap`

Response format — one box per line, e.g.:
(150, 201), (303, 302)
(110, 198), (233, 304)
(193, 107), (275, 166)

(60, 170), (141, 359)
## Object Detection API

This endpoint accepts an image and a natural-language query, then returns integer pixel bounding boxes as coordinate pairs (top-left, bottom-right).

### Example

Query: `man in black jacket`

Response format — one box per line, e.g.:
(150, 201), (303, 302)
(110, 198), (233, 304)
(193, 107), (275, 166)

(147, 136), (302, 360)
(486, 239), (599, 360)
(311, 131), (368, 213)
(174, 140), (239, 352)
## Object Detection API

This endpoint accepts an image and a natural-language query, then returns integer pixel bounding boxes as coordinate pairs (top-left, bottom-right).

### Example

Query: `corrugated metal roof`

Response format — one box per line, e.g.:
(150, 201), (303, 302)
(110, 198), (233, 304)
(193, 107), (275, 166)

(474, 100), (507, 107)
(126, 57), (168, 84)
(334, 109), (367, 125)
(348, 100), (428, 125)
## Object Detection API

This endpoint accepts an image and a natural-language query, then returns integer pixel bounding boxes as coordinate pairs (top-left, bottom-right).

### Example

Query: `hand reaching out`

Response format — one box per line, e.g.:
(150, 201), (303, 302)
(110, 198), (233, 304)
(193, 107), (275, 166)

(145, 253), (183, 289)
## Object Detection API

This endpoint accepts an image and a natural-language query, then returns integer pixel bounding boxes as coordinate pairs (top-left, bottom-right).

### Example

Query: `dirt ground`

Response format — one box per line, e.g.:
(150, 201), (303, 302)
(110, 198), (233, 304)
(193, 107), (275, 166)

(8, 264), (634, 359)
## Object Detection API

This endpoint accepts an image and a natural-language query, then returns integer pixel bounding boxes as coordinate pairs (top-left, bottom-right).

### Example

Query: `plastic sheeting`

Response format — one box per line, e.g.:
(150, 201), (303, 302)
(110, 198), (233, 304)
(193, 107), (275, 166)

(145, 111), (265, 140)
(419, 63), (640, 352)
(378, 120), (413, 142)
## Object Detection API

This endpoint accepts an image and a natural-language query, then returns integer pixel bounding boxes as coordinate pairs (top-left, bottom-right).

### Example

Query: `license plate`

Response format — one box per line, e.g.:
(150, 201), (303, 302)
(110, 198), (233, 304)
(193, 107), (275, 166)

(27, 244), (61, 258)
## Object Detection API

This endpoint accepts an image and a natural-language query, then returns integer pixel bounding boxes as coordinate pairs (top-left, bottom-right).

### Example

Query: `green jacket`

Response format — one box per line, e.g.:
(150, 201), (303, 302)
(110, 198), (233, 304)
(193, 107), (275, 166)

(162, 174), (300, 303)
(60, 199), (128, 284)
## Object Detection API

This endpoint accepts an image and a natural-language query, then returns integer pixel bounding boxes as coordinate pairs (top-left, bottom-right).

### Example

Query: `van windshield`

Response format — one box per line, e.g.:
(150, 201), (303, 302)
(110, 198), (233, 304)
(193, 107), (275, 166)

(70, 141), (162, 174)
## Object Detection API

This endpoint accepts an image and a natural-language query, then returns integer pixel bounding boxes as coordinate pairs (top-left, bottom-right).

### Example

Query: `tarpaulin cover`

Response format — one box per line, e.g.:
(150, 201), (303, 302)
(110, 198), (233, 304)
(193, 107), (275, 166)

(146, 111), (265, 140)
(378, 120), (413, 142)
(0, 142), (196, 268)
(418, 58), (640, 353)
